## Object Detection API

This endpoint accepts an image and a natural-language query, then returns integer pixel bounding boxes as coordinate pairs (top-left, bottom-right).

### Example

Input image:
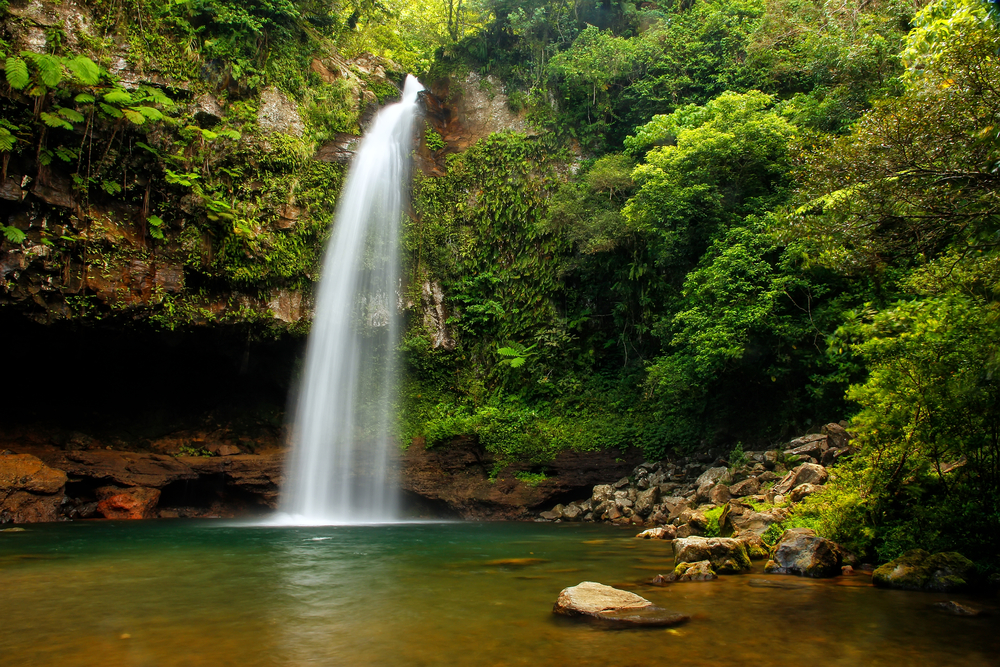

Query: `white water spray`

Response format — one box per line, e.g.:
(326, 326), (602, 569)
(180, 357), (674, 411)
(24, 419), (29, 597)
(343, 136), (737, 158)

(278, 75), (424, 525)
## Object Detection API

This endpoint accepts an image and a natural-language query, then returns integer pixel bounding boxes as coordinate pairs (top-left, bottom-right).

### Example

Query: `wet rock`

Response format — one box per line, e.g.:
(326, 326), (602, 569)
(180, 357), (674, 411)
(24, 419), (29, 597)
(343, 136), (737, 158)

(653, 560), (717, 584)
(539, 510), (560, 521)
(420, 281), (455, 350)
(822, 423), (852, 449)
(673, 536), (752, 574)
(96, 486), (161, 519)
(561, 503), (583, 521)
(721, 502), (790, 535)
(764, 528), (842, 577)
(785, 433), (828, 459)
(695, 467), (732, 487)
(39, 450), (198, 488)
(735, 531), (770, 559)
(634, 486), (659, 517)
(934, 601), (983, 617)
(637, 525), (676, 540)
(872, 550), (978, 593)
(728, 477), (760, 498)
(314, 132), (362, 164)
(613, 476), (630, 489)
(257, 86), (304, 137)
(773, 463), (828, 495)
(0, 454), (68, 523)
(553, 581), (689, 627)
(709, 483), (731, 505)
(789, 483), (820, 503)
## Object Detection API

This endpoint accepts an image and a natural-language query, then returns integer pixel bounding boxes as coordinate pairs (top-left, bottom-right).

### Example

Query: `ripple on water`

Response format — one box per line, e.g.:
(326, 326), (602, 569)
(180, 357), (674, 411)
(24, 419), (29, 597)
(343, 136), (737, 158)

(0, 520), (996, 667)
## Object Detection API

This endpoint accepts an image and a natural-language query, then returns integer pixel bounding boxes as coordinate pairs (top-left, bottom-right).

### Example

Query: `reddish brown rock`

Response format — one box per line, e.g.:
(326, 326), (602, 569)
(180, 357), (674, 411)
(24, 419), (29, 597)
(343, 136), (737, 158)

(0, 454), (68, 523)
(38, 450), (198, 488)
(96, 486), (161, 519)
(399, 437), (643, 519)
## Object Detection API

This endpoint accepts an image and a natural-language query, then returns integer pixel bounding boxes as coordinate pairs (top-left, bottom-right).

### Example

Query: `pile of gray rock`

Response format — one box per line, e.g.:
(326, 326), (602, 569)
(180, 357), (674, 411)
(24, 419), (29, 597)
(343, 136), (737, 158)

(539, 423), (854, 541)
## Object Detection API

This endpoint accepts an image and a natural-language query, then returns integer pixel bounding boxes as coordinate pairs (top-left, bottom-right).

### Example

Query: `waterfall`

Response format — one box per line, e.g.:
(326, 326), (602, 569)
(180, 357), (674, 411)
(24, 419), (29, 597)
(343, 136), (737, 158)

(278, 75), (424, 525)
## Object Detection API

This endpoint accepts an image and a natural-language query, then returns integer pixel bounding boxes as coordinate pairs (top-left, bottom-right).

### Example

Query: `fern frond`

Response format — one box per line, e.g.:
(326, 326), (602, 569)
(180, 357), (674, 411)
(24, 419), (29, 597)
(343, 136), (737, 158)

(103, 88), (132, 105)
(122, 108), (145, 125)
(40, 111), (73, 130)
(57, 107), (85, 123)
(65, 55), (100, 86)
(5, 57), (29, 90)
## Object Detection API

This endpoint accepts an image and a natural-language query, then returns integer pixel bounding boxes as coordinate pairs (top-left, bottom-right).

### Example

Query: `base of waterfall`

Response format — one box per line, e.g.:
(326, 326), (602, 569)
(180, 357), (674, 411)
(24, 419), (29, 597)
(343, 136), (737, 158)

(263, 512), (409, 527)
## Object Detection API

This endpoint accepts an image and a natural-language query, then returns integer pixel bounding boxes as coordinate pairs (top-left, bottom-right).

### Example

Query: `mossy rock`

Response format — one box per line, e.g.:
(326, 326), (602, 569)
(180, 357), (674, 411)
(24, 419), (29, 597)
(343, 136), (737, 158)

(872, 549), (977, 593)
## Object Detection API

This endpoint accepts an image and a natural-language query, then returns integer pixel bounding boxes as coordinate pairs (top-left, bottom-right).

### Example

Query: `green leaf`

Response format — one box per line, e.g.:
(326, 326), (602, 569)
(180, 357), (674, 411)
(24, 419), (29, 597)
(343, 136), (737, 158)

(103, 88), (132, 105)
(135, 141), (160, 156)
(150, 227), (165, 240)
(100, 180), (122, 195)
(5, 56), (29, 90)
(3, 226), (26, 243)
(24, 52), (63, 87)
(122, 108), (145, 125)
(74, 93), (95, 104)
(54, 146), (77, 162)
(0, 128), (15, 152)
(133, 106), (163, 121)
(38, 148), (53, 165)
(99, 103), (122, 118)
(147, 215), (164, 227)
(57, 107), (85, 123)
(39, 111), (73, 130)
(217, 128), (241, 141)
(65, 55), (100, 86)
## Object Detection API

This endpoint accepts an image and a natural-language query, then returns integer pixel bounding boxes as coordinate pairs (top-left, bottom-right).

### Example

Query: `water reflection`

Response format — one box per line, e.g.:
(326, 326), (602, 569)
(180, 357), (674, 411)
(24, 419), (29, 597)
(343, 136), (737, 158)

(0, 521), (996, 666)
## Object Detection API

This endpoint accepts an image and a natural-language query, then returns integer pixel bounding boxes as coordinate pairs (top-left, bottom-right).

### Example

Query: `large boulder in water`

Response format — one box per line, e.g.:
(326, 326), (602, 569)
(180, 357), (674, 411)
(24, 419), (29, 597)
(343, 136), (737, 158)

(0, 454), (67, 523)
(553, 582), (689, 627)
(764, 528), (842, 578)
(674, 536), (752, 574)
(872, 550), (978, 593)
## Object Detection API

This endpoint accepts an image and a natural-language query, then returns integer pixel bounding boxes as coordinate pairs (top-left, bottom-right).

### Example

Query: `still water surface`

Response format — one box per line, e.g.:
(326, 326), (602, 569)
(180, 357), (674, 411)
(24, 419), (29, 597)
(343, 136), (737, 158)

(1, 521), (996, 666)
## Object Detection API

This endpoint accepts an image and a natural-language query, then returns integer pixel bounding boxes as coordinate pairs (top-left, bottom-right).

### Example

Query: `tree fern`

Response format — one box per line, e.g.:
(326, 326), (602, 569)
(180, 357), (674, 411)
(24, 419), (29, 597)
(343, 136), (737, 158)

(5, 57), (28, 89)
(65, 55), (100, 86)
(23, 51), (63, 87)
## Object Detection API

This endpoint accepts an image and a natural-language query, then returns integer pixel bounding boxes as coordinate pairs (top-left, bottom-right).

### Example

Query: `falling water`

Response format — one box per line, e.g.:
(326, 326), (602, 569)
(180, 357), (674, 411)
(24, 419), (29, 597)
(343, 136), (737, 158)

(278, 75), (424, 524)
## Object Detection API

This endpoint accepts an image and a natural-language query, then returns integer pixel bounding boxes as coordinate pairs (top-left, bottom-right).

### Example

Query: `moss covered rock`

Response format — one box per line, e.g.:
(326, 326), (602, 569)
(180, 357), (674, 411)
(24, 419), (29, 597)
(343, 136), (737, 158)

(872, 550), (978, 593)
(673, 536), (752, 574)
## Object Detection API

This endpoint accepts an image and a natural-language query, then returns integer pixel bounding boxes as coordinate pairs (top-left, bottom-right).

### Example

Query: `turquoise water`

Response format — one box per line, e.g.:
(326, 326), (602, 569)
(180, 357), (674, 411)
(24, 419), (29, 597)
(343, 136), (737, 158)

(1, 521), (996, 666)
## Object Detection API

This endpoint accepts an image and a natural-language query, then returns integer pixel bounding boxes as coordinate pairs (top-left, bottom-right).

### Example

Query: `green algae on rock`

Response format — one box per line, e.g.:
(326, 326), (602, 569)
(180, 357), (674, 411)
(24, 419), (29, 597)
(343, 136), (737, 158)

(872, 550), (979, 593)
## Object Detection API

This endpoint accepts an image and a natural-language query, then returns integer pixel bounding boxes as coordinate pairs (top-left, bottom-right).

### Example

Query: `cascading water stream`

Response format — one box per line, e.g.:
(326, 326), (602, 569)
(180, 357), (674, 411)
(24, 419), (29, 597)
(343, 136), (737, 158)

(277, 75), (424, 525)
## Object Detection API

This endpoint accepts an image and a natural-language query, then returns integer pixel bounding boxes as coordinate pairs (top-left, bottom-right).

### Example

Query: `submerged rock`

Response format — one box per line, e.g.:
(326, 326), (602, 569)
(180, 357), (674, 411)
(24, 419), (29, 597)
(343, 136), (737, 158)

(933, 601), (983, 617)
(764, 528), (842, 578)
(673, 536), (752, 574)
(872, 550), (978, 593)
(553, 581), (689, 627)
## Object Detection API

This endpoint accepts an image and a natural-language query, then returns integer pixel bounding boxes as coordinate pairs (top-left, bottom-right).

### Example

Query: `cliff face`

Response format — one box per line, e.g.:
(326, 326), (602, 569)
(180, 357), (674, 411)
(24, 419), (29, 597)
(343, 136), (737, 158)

(0, 0), (399, 330)
(0, 0), (569, 521)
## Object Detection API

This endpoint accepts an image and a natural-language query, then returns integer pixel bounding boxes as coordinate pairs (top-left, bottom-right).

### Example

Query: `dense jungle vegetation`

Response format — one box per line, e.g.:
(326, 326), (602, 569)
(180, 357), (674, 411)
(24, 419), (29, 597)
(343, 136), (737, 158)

(1, 0), (998, 567)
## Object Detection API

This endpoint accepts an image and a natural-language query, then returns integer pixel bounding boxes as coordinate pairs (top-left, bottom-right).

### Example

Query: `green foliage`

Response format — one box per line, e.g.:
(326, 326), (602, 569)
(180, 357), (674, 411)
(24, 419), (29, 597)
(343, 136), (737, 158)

(424, 124), (446, 151)
(514, 470), (547, 486)
(2, 225), (26, 243)
(703, 506), (725, 537)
